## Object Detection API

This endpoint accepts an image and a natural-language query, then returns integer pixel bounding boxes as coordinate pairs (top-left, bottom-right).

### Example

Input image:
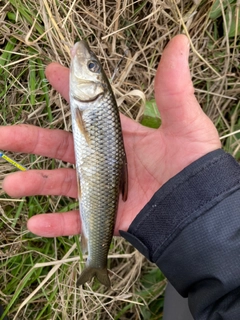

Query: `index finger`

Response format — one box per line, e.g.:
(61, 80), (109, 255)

(45, 62), (70, 102)
(0, 124), (75, 163)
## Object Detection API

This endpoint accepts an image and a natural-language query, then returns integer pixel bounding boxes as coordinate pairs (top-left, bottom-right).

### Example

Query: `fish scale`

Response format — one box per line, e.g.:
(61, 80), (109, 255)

(70, 40), (128, 287)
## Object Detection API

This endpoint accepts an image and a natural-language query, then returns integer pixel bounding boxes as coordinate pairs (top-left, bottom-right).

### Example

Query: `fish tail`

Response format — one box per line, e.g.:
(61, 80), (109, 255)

(77, 266), (111, 287)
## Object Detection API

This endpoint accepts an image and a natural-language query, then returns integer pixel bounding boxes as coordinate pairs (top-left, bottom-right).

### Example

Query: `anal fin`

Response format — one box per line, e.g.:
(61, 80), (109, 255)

(81, 230), (88, 254)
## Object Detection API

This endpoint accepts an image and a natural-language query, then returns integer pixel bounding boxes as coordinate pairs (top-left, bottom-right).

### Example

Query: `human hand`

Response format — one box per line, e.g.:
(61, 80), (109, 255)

(1, 35), (221, 237)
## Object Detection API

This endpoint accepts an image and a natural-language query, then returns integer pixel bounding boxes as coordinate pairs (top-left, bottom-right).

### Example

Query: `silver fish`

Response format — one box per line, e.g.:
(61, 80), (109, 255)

(69, 40), (128, 287)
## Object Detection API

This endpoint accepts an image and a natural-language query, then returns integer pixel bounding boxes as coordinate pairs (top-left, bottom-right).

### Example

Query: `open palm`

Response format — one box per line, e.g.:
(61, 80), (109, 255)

(1, 35), (221, 237)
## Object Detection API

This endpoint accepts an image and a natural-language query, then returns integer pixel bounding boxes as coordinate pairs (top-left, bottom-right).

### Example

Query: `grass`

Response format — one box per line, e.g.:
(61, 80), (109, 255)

(0, 0), (240, 319)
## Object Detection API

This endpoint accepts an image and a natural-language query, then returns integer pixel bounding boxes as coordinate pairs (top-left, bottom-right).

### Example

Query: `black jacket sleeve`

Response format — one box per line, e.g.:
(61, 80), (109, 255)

(120, 149), (240, 320)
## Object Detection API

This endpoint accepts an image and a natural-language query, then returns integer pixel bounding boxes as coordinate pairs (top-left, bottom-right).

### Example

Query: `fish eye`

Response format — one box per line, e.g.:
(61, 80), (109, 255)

(88, 60), (100, 73)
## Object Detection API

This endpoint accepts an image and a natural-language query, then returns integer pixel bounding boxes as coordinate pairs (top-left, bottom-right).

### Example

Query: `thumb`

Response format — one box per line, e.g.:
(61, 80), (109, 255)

(154, 34), (203, 131)
(155, 34), (221, 153)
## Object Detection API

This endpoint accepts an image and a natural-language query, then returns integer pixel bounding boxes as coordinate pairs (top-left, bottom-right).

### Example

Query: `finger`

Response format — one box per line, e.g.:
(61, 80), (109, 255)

(27, 210), (122, 237)
(27, 211), (81, 237)
(45, 63), (70, 102)
(0, 125), (75, 163)
(3, 168), (77, 198)
(154, 34), (202, 129)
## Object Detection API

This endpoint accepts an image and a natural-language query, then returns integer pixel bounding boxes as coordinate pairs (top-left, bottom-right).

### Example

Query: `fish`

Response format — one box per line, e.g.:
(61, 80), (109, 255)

(69, 40), (128, 287)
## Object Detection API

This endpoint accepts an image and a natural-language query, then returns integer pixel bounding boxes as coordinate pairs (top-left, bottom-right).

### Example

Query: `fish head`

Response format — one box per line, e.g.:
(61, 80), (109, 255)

(70, 40), (107, 103)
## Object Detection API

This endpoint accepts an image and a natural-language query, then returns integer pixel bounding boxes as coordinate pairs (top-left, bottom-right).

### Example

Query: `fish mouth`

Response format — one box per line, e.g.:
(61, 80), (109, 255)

(71, 40), (91, 59)
(75, 79), (95, 85)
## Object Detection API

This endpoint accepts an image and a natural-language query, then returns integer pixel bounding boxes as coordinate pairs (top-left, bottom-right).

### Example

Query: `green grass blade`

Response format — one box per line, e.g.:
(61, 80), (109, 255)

(140, 99), (161, 129)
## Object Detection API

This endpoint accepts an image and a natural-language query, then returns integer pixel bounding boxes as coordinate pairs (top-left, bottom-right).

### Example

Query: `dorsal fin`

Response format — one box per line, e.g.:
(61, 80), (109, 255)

(121, 152), (128, 202)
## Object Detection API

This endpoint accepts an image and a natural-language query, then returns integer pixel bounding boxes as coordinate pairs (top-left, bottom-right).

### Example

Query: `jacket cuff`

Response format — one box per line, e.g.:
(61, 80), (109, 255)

(120, 149), (240, 263)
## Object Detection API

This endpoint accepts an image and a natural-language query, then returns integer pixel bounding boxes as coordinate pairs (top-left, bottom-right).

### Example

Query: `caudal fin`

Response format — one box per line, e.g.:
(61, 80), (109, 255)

(77, 267), (111, 287)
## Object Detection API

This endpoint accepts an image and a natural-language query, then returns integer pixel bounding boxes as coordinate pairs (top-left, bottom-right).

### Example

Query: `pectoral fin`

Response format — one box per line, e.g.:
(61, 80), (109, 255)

(75, 108), (90, 144)
(76, 171), (81, 199)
